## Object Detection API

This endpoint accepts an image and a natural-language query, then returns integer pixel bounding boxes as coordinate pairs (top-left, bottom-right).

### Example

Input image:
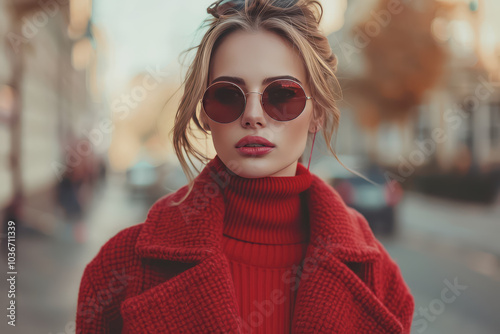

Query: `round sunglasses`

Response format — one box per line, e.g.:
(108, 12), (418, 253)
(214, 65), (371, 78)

(201, 79), (313, 123)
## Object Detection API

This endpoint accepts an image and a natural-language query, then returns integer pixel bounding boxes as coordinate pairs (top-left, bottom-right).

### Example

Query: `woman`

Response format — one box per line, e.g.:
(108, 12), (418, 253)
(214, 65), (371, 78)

(76, 0), (415, 333)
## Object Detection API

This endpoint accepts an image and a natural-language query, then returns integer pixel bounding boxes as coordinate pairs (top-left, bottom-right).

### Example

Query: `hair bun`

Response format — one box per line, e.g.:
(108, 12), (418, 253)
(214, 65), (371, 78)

(207, 0), (244, 18)
(207, 0), (300, 18)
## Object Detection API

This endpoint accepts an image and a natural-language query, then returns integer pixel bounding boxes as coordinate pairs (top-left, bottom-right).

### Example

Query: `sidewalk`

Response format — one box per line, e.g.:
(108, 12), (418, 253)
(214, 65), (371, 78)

(0, 172), (150, 334)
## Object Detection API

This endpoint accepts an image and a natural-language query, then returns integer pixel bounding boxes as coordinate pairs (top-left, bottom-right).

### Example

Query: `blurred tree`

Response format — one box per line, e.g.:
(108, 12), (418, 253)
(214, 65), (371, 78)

(346, 0), (448, 128)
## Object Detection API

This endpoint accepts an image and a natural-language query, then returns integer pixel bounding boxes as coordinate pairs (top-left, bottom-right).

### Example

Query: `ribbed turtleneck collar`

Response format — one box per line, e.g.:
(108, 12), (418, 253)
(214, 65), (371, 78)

(209, 155), (312, 245)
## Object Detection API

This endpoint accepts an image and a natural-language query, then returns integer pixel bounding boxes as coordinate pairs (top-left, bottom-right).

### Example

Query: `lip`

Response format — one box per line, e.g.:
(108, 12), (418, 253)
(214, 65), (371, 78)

(236, 146), (274, 156)
(235, 136), (276, 148)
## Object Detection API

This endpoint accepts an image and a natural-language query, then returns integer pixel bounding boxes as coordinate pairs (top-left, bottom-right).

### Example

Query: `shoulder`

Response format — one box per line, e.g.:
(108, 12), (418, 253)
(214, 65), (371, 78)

(80, 186), (190, 284)
(77, 224), (145, 330)
(354, 208), (415, 331)
(344, 204), (409, 282)
(85, 223), (143, 270)
(79, 223), (144, 298)
(346, 206), (415, 332)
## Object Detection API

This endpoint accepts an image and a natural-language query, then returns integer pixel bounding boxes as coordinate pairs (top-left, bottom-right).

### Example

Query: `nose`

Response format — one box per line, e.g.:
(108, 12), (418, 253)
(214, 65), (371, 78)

(240, 91), (266, 128)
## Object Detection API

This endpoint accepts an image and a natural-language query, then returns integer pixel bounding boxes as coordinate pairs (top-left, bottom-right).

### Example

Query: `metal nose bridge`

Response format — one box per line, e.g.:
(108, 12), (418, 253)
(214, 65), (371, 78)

(244, 91), (263, 107)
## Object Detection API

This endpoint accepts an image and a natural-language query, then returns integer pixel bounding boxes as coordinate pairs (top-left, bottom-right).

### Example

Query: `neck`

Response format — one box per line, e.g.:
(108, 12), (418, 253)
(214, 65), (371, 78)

(211, 155), (313, 245)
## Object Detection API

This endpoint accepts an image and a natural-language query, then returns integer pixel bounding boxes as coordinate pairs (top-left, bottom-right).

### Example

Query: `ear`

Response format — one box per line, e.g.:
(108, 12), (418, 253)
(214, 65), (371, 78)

(308, 112), (324, 134)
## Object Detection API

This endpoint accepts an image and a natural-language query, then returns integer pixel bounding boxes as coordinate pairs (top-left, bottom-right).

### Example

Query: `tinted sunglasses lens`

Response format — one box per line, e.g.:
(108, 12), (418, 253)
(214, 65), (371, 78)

(202, 82), (245, 123)
(262, 80), (307, 121)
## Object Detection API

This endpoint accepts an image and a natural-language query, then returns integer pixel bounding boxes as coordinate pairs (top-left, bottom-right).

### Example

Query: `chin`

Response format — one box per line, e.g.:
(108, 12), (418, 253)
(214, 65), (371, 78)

(232, 158), (273, 178)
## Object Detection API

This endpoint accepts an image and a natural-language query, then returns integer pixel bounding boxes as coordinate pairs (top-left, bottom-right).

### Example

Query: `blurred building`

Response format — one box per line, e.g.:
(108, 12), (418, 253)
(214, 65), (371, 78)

(329, 0), (500, 202)
(0, 0), (97, 232)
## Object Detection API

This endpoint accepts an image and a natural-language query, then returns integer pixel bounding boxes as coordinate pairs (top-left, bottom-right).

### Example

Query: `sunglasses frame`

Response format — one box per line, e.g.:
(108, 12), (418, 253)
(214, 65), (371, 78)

(200, 78), (313, 124)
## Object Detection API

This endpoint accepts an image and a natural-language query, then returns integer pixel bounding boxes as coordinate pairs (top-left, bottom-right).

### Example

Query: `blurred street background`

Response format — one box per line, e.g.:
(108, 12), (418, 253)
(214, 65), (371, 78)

(1, 0), (500, 333)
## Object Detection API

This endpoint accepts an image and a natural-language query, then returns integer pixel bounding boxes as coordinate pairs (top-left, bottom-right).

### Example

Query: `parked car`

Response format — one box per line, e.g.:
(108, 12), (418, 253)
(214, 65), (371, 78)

(313, 155), (403, 236)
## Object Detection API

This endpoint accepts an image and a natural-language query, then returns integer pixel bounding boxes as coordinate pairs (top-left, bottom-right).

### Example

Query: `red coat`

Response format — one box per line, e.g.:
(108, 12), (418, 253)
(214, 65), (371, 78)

(76, 161), (415, 333)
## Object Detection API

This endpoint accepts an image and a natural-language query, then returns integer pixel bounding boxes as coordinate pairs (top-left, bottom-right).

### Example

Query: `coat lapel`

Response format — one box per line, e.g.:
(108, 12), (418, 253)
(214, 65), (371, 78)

(120, 158), (404, 333)
(291, 174), (404, 333)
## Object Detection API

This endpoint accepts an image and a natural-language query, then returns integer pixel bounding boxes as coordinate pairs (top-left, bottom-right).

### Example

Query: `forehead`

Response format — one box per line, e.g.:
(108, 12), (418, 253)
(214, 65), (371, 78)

(209, 29), (307, 86)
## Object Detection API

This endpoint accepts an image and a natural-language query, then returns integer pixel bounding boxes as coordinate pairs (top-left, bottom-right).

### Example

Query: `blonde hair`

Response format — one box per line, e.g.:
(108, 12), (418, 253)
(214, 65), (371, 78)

(169, 0), (345, 206)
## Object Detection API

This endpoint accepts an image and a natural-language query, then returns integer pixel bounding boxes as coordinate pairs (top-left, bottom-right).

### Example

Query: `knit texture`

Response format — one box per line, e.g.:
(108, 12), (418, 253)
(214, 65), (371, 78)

(212, 155), (312, 333)
(217, 154), (312, 245)
(76, 154), (415, 333)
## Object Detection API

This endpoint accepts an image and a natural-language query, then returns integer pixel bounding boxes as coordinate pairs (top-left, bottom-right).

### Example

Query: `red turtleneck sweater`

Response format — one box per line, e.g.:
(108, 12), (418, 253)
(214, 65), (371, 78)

(213, 156), (313, 333)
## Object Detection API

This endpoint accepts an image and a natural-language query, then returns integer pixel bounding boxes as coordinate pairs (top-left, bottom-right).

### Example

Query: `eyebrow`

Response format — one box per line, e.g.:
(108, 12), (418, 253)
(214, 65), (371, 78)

(210, 75), (303, 86)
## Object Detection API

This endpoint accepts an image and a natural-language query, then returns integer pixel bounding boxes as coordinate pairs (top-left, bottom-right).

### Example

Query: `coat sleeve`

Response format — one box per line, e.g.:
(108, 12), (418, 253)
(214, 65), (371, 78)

(372, 238), (415, 334)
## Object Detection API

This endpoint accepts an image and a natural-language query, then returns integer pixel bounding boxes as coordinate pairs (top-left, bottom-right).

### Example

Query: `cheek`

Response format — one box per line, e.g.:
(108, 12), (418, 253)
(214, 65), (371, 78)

(285, 108), (313, 138)
(210, 123), (235, 145)
(271, 121), (307, 149)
